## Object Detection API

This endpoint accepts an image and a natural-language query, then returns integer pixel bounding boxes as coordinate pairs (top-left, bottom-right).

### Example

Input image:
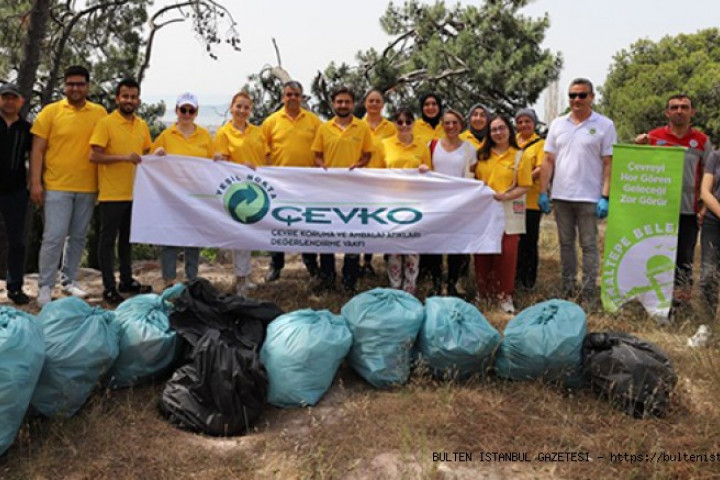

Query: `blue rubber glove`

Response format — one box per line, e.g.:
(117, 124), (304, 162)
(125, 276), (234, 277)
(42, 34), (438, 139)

(538, 192), (551, 214)
(597, 197), (609, 219)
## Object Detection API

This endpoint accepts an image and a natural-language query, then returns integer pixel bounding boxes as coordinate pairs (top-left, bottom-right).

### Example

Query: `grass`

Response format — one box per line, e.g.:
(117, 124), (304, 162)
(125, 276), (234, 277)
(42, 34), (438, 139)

(2, 218), (720, 479)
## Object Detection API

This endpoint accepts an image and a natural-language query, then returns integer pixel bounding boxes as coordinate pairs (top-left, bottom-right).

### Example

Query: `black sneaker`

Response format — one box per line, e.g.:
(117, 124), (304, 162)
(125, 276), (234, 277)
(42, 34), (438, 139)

(103, 288), (125, 305)
(8, 289), (30, 305)
(118, 279), (152, 294)
(265, 268), (281, 283)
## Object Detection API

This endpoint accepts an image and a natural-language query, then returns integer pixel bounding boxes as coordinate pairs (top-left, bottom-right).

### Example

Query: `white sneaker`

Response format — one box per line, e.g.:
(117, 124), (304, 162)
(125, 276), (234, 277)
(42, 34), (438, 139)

(62, 282), (88, 299)
(499, 297), (515, 314)
(245, 280), (257, 290)
(37, 286), (52, 306)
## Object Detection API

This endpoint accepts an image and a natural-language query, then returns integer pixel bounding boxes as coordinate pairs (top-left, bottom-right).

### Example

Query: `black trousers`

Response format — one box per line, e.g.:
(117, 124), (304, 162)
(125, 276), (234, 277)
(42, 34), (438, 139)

(98, 201), (133, 291)
(320, 253), (360, 287)
(0, 188), (28, 291)
(270, 251), (319, 273)
(675, 213), (699, 288)
(425, 254), (468, 285)
(516, 209), (542, 289)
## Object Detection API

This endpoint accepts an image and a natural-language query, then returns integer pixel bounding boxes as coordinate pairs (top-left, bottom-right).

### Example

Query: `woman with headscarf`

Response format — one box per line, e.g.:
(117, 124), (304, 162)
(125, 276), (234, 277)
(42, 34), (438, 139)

(413, 93), (444, 147)
(152, 92), (214, 290)
(361, 88), (397, 276)
(474, 115), (533, 313)
(514, 108), (545, 290)
(461, 103), (491, 150)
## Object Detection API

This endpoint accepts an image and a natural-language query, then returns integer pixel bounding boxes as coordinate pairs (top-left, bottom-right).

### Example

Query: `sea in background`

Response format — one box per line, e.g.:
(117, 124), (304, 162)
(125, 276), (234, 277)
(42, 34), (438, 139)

(144, 94), (230, 134)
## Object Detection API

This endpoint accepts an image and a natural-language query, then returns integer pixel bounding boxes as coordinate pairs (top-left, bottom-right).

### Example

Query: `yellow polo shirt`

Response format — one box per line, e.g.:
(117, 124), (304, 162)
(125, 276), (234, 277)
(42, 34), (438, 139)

(90, 110), (151, 202)
(460, 130), (486, 150)
(31, 98), (107, 192)
(262, 108), (322, 167)
(311, 117), (374, 168)
(213, 122), (268, 167)
(413, 119), (444, 146)
(517, 132), (545, 210)
(381, 136), (432, 169)
(475, 146), (532, 193)
(151, 123), (213, 158)
(364, 116), (397, 168)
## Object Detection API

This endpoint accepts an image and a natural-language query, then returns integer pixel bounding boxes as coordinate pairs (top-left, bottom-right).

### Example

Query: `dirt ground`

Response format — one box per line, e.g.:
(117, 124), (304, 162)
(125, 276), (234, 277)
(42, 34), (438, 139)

(2, 224), (720, 479)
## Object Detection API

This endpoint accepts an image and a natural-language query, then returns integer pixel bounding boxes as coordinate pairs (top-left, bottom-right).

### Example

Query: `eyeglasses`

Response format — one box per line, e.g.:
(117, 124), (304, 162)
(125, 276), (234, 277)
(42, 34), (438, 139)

(668, 104), (691, 111)
(568, 92), (590, 99)
(65, 81), (87, 88)
(179, 106), (197, 115)
(396, 120), (412, 126)
(490, 125), (508, 133)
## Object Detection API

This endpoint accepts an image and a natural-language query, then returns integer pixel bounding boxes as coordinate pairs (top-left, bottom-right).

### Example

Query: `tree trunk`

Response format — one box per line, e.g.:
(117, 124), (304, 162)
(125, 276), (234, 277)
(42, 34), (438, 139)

(17, 0), (52, 114)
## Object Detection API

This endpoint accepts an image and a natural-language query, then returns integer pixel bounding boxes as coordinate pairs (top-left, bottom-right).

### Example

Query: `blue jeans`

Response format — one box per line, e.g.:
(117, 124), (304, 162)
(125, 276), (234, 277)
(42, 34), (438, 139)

(38, 190), (97, 288)
(161, 246), (199, 281)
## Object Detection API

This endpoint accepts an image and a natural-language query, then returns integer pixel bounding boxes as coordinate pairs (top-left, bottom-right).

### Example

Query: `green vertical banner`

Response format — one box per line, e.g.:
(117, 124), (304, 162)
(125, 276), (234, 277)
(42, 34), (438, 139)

(601, 145), (685, 318)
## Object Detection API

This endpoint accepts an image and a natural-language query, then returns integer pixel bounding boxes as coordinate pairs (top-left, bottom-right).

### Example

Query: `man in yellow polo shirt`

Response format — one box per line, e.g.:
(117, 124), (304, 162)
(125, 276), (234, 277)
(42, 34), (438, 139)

(30, 65), (107, 306)
(312, 86), (373, 293)
(89, 78), (152, 304)
(262, 80), (323, 282)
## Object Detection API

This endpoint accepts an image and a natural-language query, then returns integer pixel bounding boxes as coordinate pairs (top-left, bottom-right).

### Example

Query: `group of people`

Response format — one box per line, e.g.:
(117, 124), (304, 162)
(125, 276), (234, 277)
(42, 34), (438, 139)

(1, 66), (718, 318)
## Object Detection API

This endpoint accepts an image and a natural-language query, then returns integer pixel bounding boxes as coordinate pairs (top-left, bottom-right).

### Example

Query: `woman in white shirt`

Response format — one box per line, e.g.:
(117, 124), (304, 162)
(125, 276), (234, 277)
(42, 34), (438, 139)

(426, 109), (476, 296)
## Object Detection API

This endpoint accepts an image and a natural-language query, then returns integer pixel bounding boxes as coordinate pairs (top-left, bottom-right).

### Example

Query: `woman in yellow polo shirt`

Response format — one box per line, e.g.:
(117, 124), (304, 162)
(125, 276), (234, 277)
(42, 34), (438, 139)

(361, 88), (397, 276)
(460, 103), (491, 150)
(514, 108), (545, 290)
(152, 92), (213, 289)
(213, 91), (268, 296)
(381, 107), (431, 295)
(474, 115), (532, 314)
(413, 93), (444, 146)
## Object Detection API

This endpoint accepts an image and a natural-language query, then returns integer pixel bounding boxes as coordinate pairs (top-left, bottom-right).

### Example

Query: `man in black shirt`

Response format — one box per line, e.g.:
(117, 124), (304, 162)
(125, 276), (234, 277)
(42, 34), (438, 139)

(0, 83), (32, 304)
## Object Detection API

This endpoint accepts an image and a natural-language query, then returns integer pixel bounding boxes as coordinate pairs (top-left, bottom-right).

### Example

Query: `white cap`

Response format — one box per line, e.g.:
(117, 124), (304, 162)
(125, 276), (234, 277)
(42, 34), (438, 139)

(176, 92), (198, 108)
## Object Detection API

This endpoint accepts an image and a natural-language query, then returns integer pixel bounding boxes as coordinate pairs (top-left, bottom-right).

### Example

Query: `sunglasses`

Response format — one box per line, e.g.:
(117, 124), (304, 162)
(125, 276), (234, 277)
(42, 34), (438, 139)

(65, 81), (87, 88)
(568, 92), (590, 99)
(396, 120), (413, 126)
(179, 106), (197, 115)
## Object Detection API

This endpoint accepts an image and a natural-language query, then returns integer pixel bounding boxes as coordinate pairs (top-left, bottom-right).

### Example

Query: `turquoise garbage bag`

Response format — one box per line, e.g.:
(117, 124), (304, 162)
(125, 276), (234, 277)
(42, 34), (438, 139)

(0, 307), (44, 455)
(419, 297), (500, 379)
(31, 297), (119, 417)
(495, 299), (586, 387)
(341, 288), (424, 389)
(260, 309), (352, 407)
(108, 284), (185, 388)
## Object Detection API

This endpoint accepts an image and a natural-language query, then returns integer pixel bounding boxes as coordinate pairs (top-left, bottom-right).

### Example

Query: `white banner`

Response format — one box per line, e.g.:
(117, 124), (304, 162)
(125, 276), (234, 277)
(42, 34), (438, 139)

(131, 155), (504, 254)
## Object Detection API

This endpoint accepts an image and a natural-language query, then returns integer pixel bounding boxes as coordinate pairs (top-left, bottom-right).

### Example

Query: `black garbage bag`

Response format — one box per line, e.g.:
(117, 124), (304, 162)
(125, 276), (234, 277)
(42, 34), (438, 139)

(583, 332), (677, 418)
(170, 278), (283, 352)
(161, 278), (283, 436)
(159, 330), (268, 436)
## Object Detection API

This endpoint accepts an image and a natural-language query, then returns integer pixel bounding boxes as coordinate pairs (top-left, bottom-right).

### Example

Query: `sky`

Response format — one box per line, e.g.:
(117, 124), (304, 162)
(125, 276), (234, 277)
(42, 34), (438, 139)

(140, 0), (720, 122)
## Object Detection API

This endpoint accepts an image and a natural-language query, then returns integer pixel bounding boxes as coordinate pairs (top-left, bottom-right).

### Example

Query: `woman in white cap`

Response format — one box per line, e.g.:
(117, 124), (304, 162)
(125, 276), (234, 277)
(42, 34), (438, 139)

(514, 108), (545, 290)
(152, 92), (213, 289)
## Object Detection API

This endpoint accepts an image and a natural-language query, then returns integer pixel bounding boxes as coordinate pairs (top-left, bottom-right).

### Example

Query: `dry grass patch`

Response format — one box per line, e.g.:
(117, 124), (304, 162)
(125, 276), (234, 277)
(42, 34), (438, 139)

(2, 226), (720, 479)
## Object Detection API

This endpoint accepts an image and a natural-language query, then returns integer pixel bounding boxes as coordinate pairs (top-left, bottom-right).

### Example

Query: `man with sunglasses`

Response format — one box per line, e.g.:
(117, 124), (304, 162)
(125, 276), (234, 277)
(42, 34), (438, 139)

(539, 78), (616, 301)
(29, 65), (107, 306)
(262, 80), (323, 282)
(635, 95), (711, 307)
